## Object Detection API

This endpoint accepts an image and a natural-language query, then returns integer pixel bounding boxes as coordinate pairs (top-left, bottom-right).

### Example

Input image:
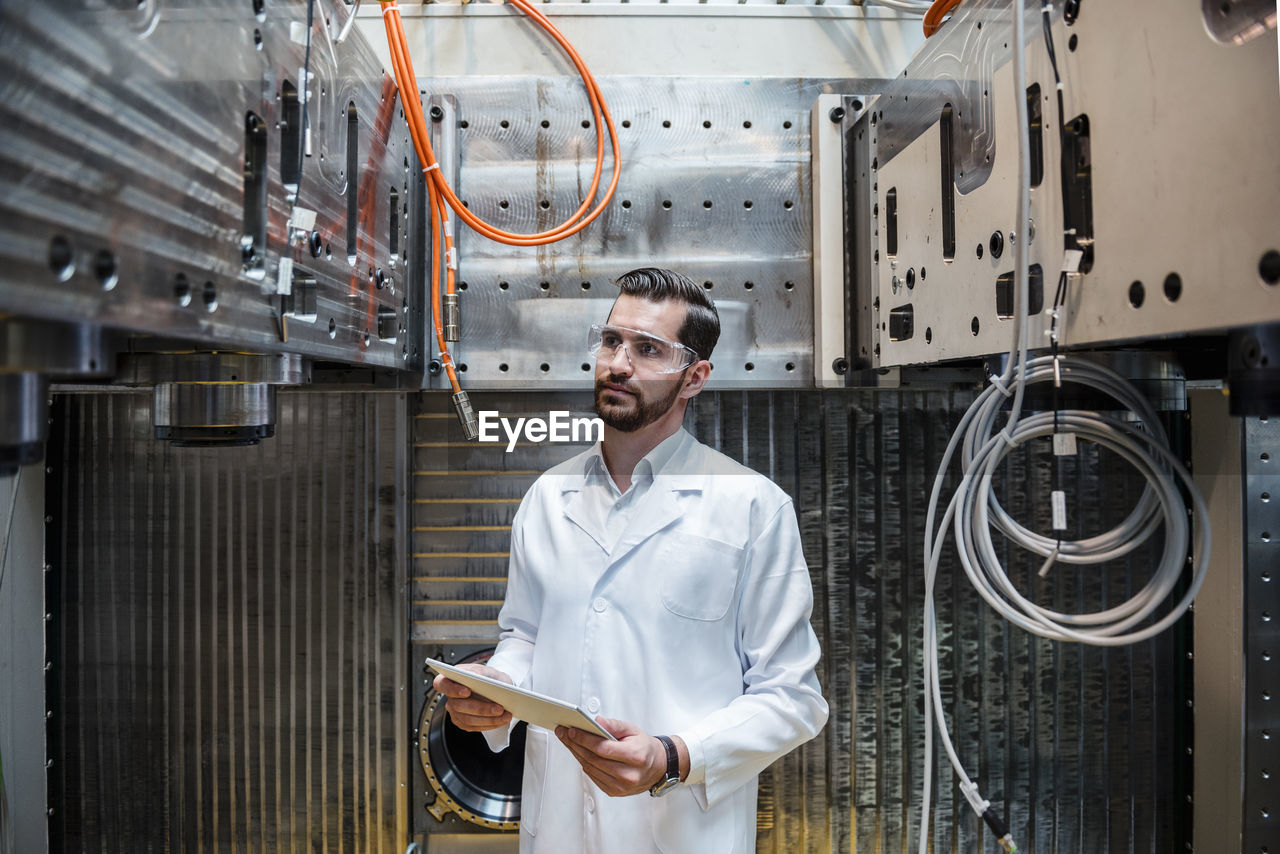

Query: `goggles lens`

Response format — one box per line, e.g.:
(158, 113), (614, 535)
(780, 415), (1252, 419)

(587, 324), (698, 374)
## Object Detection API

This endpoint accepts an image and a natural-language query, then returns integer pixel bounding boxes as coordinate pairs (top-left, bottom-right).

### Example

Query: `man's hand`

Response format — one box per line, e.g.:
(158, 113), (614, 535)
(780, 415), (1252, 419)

(433, 663), (513, 732)
(555, 718), (673, 797)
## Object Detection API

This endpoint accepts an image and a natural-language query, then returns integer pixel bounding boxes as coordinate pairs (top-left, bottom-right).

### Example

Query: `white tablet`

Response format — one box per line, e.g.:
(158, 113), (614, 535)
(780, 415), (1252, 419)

(426, 658), (618, 741)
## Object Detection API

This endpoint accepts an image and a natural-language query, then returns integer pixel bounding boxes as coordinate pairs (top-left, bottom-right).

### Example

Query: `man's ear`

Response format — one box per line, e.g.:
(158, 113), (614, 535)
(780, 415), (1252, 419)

(678, 360), (712, 399)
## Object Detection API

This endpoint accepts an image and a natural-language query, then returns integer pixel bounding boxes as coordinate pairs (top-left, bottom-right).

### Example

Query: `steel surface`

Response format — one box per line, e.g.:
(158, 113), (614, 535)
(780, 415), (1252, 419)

(1244, 413), (1280, 852)
(0, 2), (418, 369)
(413, 77), (856, 389)
(45, 390), (410, 850)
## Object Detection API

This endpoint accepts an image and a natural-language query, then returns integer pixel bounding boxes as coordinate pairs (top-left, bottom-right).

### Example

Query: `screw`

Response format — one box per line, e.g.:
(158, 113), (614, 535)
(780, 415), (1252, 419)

(429, 105), (444, 122)
(832, 358), (850, 375)
(892, 275), (901, 293)
(829, 106), (846, 123)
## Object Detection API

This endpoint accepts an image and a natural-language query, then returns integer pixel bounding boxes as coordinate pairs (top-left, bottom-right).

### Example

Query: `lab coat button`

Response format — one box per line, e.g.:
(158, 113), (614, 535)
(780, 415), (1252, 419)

(586, 796), (596, 813)
(592, 597), (608, 613)
(586, 697), (600, 713)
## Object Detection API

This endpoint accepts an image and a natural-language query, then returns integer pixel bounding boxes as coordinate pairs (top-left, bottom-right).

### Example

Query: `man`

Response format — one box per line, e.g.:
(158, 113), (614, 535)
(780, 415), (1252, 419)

(434, 267), (828, 853)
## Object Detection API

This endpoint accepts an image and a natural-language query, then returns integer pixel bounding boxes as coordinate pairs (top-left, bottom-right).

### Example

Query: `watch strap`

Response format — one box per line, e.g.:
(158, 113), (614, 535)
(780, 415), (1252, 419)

(648, 735), (680, 796)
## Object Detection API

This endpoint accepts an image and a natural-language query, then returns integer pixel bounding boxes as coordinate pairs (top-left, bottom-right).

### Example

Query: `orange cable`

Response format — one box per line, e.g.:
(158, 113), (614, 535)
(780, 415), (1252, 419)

(924, 0), (963, 36)
(379, 0), (620, 246)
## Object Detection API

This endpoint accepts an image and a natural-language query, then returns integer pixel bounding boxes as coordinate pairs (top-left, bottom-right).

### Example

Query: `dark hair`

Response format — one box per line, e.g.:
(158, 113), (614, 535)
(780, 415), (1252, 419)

(613, 267), (720, 362)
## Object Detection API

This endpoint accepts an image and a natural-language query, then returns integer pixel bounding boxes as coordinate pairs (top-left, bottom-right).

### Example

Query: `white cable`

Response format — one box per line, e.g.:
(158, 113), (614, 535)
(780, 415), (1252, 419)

(918, 4), (1210, 852)
(335, 0), (361, 43)
(863, 0), (934, 14)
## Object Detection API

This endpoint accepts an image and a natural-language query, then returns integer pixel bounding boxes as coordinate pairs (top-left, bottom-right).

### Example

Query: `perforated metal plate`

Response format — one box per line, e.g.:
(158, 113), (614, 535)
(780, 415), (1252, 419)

(417, 77), (854, 389)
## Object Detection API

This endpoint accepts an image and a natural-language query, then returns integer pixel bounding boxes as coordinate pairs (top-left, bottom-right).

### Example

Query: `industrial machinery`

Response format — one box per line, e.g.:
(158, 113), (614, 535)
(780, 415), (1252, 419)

(0, 0), (1277, 852)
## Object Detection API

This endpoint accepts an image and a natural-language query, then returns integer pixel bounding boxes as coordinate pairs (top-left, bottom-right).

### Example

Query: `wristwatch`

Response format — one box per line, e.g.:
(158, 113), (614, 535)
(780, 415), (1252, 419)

(648, 735), (681, 797)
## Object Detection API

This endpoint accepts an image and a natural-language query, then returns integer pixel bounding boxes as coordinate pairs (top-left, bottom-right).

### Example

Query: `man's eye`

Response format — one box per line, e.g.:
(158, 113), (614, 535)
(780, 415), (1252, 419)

(601, 333), (622, 348)
(637, 342), (663, 358)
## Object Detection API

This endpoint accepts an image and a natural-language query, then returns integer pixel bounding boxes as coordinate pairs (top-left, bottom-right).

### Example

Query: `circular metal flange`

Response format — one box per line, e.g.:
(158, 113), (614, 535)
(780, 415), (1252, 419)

(418, 653), (524, 831)
(116, 351), (308, 386)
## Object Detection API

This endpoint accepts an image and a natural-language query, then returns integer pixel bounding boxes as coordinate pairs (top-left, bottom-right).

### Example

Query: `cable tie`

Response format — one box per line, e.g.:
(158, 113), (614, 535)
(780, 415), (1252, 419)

(442, 218), (453, 240)
(1053, 355), (1062, 387)
(989, 375), (1014, 398)
(998, 428), (1017, 449)
(1056, 81), (1065, 91)
(959, 781), (991, 818)
(446, 247), (457, 271)
(422, 162), (441, 174)
(380, 4), (401, 16)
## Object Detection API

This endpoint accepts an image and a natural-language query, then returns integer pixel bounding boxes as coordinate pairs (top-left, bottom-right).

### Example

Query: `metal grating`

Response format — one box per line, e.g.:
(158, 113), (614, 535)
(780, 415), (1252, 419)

(410, 388), (1190, 851)
(45, 390), (410, 852)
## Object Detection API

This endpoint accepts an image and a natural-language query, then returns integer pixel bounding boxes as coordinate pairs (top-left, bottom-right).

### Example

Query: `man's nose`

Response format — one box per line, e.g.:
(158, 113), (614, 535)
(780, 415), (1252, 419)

(605, 342), (633, 375)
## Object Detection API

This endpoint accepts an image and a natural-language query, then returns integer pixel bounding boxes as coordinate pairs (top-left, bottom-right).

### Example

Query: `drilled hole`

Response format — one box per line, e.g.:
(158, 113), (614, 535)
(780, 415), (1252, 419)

(1164, 272), (1183, 302)
(1261, 250), (1280, 285)
(703, 200), (713, 209)
(499, 281), (509, 291)
(202, 280), (218, 312)
(539, 363), (550, 372)
(48, 235), (75, 281)
(745, 362), (755, 371)
(662, 200), (672, 210)
(621, 200), (631, 209)
(174, 273), (192, 307)
(971, 316), (980, 336)
(499, 363), (509, 372)
(744, 200), (754, 209)
(662, 120), (671, 128)
(1129, 280), (1146, 308)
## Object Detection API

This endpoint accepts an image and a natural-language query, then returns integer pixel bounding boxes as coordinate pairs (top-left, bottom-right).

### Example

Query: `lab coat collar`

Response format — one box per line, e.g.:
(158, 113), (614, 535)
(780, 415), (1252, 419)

(560, 428), (704, 554)
(570, 427), (703, 495)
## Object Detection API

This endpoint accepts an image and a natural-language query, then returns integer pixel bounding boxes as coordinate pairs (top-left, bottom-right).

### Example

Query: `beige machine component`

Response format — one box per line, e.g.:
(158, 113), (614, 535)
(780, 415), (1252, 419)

(849, 0), (1280, 367)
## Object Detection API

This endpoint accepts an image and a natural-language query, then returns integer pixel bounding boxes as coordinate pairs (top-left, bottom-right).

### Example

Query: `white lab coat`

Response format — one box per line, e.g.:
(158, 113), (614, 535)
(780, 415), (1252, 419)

(484, 429), (829, 854)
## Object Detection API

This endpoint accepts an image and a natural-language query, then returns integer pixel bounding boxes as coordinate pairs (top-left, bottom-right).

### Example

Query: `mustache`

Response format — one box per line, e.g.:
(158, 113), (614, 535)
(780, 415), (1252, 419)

(596, 373), (634, 391)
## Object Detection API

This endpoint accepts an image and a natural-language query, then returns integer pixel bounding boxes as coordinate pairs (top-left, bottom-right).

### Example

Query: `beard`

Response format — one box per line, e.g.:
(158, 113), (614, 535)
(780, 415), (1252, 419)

(593, 372), (682, 433)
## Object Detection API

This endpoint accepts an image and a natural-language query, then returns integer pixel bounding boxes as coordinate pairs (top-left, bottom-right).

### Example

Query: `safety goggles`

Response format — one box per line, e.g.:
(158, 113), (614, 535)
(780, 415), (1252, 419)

(586, 324), (699, 374)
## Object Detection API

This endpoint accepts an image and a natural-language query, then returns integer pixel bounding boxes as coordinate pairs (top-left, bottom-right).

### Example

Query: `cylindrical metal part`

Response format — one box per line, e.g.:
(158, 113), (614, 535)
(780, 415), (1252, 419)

(153, 383), (277, 447)
(443, 293), (460, 343)
(452, 390), (478, 441)
(0, 372), (49, 472)
(0, 319), (112, 378)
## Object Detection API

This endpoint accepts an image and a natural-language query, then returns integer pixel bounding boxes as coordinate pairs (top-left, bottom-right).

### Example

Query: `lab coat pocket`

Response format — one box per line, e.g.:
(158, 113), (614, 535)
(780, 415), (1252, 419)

(651, 785), (739, 854)
(659, 532), (744, 621)
(520, 725), (550, 837)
